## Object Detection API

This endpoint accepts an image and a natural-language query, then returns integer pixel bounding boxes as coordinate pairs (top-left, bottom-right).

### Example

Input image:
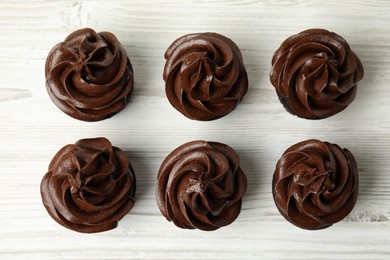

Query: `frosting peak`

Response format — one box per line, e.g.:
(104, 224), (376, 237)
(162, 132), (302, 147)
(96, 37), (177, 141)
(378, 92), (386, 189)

(45, 28), (134, 121)
(156, 140), (247, 231)
(163, 33), (248, 120)
(272, 139), (358, 230)
(270, 29), (364, 119)
(40, 138), (136, 233)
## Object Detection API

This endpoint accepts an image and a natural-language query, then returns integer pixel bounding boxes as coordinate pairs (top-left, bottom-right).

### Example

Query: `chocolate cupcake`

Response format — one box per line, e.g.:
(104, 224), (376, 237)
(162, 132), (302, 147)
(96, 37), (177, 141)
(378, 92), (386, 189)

(270, 29), (364, 119)
(45, 28), (133, 121)
(163, 33), (248, 121)
(156, 141), (247, 231)
(272, 139), (358, 230)
(40, 138), (136, 233)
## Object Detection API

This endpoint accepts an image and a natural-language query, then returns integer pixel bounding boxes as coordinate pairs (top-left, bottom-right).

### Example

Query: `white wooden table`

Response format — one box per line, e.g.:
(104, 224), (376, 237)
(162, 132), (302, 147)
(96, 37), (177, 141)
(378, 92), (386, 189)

(1, 1), (390, 259)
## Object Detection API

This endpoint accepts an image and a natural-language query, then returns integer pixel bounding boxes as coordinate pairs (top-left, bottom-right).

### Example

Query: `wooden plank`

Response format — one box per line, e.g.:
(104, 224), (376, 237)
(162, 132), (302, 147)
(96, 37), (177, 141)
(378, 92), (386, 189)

(0, 0), (389, 259)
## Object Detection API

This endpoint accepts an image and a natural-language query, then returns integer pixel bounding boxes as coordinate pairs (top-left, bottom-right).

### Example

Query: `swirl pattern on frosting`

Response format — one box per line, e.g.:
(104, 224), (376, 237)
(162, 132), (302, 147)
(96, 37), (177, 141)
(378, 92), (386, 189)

(40, 138), (136, 233)
(270, 29), (364, 119)
(272, 139), (358, 230)
(163, 33), (248, 120)
(45, 28), (133, 121)
(156, 141), (247, 231)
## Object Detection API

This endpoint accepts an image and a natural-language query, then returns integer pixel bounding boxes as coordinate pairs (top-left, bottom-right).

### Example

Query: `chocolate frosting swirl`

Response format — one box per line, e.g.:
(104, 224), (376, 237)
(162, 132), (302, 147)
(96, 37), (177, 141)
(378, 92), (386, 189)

(40, 138), (136, 233)
(45, 28), (133, 121)
(270, 29), (364, 119)
(272, 139), (358, 230)
(156, 141), (247, 231)
(163, 33), (248, 120)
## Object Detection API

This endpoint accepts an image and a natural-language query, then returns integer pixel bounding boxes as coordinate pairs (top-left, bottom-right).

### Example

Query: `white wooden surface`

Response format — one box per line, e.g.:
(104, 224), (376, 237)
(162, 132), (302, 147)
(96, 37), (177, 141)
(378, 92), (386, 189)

(1, 1), (390, 259)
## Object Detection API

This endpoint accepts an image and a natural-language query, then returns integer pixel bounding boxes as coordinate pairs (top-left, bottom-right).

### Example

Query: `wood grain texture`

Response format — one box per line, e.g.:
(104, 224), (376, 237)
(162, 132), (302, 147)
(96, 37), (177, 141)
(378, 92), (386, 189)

(1, 0), (390, 259)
